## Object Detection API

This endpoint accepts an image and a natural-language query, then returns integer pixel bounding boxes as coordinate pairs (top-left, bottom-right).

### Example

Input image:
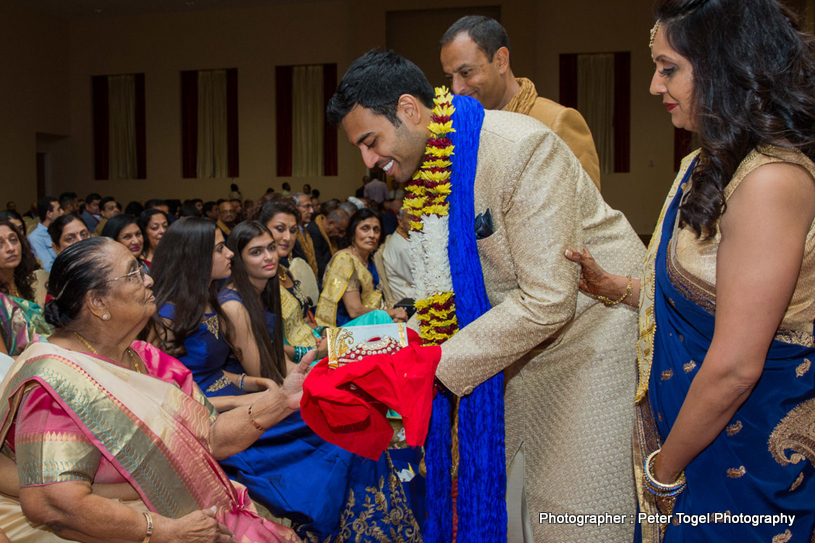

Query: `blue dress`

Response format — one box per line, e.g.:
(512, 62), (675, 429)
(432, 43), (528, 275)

(158, 299), (422, 541)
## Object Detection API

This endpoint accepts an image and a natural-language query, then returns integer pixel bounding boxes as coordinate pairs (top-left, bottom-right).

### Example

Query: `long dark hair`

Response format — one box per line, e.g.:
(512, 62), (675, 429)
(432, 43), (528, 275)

(101, 213), (139, 241)
(149, 218), (232, 353)
(137, 208), (170, 253)
(656, 0), (815, 237)
(225, 221), (286, 385)
(0, 218), (39, 301)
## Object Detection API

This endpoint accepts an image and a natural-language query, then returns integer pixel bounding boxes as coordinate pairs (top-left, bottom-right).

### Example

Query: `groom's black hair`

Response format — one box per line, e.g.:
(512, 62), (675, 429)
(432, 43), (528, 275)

(326, 49), (435, 127)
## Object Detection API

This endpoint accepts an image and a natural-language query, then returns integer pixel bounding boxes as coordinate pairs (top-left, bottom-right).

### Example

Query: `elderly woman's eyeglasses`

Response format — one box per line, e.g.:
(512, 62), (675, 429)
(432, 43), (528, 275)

(107, 267), (147, 284)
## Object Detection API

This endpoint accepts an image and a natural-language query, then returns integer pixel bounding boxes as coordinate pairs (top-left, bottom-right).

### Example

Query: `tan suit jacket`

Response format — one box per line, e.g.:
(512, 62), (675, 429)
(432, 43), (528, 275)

(436, 111), (643, 541)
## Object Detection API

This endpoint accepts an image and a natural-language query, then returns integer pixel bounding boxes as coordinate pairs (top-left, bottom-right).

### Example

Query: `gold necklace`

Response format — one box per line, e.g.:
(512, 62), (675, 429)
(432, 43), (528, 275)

(278, 266), (289, 283)
(73, 332), (144, 374)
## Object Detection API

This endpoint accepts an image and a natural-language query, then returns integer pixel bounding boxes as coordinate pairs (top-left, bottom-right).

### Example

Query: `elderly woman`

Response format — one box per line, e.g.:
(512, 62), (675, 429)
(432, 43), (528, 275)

(567, 0), (815, 540)
(0, 237), (303, 542)
(314, 208), (406, 327)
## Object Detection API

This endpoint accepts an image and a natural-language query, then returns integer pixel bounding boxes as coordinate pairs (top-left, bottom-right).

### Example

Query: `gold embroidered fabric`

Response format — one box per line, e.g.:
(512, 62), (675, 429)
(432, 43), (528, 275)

(301, 452), (421, 543)
(17, 430), (102, 486)
(636, 150), (701, 401)
(670, 146), (815, 343)
(206, 375), (232, 394)
(315, 252), (382, 327)
(280, 284), (317, 349)
(768, 398), (815, 467)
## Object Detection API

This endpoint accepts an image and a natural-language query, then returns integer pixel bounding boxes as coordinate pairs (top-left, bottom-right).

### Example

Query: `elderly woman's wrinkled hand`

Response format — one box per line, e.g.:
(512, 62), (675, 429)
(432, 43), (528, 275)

(279, 349), (314, 411)
(155, 508), (237, 543)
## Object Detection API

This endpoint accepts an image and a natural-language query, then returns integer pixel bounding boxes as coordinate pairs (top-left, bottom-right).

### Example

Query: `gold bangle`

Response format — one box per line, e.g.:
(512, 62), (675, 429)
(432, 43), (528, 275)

(247, 403), (265, 431)
(142, 512), (153, 543)
(596, 276), (632, 306)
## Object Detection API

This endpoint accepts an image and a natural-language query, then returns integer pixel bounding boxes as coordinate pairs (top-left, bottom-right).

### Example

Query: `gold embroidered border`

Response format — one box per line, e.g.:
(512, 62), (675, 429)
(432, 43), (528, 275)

(206, 375), (232, 394)
(769, 398), (815, 468)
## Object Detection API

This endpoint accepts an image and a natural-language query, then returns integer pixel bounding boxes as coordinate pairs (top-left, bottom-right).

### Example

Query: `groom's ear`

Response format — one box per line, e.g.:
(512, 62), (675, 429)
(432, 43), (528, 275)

(397, 94), (424, 127)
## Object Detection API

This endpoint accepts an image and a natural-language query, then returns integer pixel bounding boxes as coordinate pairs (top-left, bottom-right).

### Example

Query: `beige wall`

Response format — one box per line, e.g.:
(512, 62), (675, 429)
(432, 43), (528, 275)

(0, 0), (70, 212)
(3, 0), (718, 235)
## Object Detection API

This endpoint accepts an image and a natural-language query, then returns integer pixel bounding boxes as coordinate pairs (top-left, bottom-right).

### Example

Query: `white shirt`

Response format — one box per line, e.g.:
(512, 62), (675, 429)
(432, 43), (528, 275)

(381, 232), (415, 301)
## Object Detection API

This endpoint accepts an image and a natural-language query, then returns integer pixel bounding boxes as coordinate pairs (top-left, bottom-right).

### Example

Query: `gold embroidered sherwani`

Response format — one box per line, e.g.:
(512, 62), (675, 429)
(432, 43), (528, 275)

(435, 111), (644, 542)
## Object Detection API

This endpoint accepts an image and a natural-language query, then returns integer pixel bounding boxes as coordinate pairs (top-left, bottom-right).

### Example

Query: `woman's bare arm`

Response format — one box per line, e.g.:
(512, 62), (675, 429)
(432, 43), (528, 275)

(654, 163), (815, 482)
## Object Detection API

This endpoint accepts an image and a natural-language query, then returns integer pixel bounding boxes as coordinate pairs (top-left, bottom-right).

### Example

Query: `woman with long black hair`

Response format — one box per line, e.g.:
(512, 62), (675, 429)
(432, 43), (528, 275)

(150, 218), (421, 543)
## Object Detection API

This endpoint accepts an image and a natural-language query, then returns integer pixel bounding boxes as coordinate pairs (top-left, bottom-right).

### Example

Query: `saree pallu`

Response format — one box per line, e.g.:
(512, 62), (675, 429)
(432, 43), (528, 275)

(0, 341), (299, 542)
(635, 155), (815, 542)
(0, 294), (51, 356)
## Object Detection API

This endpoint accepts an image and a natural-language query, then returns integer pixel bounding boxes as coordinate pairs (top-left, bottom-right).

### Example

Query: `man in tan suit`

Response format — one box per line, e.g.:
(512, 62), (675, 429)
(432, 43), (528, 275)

(327, 49), (642, 542)
(441, 16), (602, 189)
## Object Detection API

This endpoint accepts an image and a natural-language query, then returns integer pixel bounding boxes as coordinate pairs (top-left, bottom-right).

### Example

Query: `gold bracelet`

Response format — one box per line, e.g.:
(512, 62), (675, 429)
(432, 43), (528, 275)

(596, 276), (633, 306)
(247, 403), (265, 431)
(142, 512), (153, 543)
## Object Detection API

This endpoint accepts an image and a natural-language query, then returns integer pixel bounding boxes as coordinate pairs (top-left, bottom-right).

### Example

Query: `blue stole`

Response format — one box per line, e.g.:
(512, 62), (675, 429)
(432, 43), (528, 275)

(648, 158), (815, 541)
(425, 95), (507, 543)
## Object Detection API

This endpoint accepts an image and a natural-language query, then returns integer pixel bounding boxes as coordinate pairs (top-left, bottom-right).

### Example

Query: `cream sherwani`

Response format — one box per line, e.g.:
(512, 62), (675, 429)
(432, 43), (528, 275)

(436, 110), (644, 542)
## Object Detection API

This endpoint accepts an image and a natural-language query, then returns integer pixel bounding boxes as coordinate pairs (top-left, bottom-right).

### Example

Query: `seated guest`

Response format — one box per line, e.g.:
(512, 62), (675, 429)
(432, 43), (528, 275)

(306, 208), (349, 285)
(259, 200), (325, 362)
(179, 201), (203, 218)
(217, 199), (237, 236)
(100, 214), (149, 274)
(144, 198), (169, 214)
(94, 196), (120, 236)
(0, 218), (51, 354)
(291, 193), (318, 274)
(203, 200), (219, 222)
(230, 199), (244, 222)
(27, 196), (62, 272)
(58, 192), (78, 216)
(150, 219), (420, 541)
(137, 208), (169, 268)
(0, 211), (24, 236)
(124, 200), (144, 216)
(48, 215), (90, 255)
(381, 207), (415, 303)
(0, 237), (301, 541)
(80, 192), (102, 232)
(315, 209), (407, 327)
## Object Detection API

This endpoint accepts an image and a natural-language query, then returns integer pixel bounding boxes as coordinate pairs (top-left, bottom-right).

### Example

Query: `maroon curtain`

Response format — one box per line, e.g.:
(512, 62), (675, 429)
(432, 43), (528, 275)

(322, 63), (338, 176)
(92, 76), (110, 180)
(181, 71), (198, 178)
(674, 128), (693, 171)
(276, 65), (294, 177)
(134, 74), (147, 179)
(613, 52), (631, 173)
(226, 68), (239, 178)
(558, 54), (578, 109)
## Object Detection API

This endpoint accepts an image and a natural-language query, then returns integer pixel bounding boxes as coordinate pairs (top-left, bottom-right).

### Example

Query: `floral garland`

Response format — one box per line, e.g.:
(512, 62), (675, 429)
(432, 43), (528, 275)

(404, 88), (459, 346)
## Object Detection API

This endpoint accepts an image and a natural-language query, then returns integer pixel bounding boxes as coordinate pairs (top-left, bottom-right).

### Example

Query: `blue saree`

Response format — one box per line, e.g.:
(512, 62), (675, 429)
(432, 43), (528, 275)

(158, 300), (421, 542)
(635, 154), (815, 542)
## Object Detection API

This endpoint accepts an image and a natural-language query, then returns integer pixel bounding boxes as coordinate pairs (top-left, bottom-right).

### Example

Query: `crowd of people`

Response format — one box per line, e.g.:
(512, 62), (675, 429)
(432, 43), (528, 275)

(0, 0), (813, 541)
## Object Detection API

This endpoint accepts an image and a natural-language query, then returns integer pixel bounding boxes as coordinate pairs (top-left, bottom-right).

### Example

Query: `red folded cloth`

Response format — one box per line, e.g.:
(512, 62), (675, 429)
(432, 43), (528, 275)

(300, 328), (442, 460)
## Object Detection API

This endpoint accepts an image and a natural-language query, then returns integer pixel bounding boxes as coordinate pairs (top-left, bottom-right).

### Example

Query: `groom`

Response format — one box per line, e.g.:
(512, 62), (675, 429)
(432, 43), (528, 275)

(327, 49), (643, 543)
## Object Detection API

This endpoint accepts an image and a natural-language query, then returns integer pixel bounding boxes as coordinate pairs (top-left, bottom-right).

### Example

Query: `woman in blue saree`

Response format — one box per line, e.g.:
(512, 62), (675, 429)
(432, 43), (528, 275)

(149, 218), (421, 543)
(567, 1), (815, 541)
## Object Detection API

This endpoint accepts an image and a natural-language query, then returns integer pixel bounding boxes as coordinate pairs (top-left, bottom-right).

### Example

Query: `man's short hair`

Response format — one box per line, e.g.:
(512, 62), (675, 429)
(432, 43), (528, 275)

(326, 49), (435, 127)
(145, 199), (166, 210)
(85, 193), (102, 204)
(99, 196), (116, 208)
(37, 196), (58, 222)
(59, 192), (77, 209)
(440, 16), (511, 62)
(203, 201), (218, 214)
(326, 208), (349, 223)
